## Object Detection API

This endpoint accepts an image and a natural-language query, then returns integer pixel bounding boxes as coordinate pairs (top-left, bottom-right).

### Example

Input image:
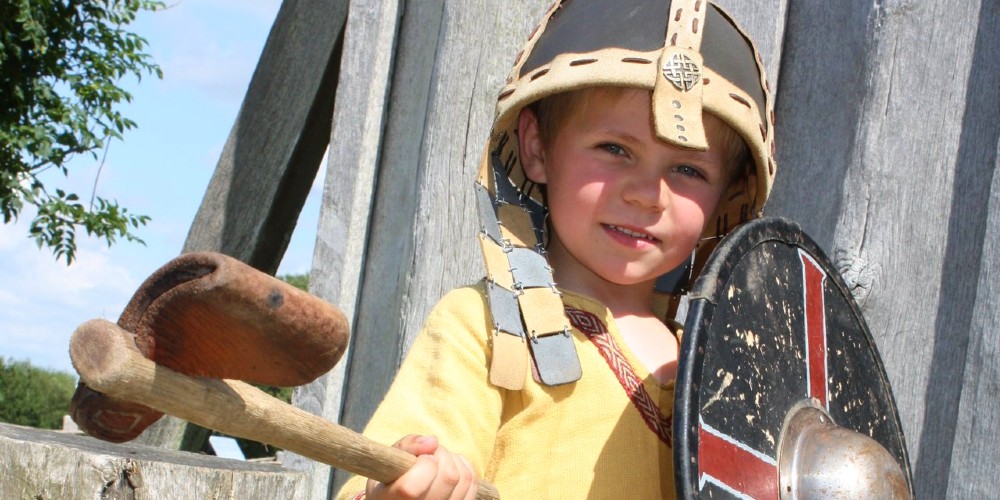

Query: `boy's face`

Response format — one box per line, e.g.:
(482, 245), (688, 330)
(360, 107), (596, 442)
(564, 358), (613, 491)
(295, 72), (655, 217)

(519, 89), (730, 293)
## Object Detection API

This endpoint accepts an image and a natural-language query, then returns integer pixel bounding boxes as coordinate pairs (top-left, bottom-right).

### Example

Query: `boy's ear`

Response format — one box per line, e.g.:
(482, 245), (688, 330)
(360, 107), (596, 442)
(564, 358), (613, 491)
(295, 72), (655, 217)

(706, 169), (749, 230)
(517, 107), (548, 184)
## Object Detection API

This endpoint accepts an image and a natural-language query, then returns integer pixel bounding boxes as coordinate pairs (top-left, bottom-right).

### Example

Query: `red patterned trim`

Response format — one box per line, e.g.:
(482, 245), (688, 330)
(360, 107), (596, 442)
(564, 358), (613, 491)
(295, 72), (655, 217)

(565, 306), (673, 446)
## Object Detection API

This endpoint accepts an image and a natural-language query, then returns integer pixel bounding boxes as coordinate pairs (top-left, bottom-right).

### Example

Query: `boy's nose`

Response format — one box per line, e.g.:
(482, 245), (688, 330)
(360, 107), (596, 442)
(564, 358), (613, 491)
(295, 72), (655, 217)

(622, 174), (668, 211)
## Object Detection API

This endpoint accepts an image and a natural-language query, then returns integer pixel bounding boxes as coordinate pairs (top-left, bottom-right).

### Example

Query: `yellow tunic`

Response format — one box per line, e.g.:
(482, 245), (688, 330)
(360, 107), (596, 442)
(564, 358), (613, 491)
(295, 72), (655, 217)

(338, 283), (676, 499)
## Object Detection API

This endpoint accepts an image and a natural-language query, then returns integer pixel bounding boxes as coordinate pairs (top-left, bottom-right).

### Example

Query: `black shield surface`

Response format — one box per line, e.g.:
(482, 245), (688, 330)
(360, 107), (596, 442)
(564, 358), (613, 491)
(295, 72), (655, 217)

(673, 217), (913, 499)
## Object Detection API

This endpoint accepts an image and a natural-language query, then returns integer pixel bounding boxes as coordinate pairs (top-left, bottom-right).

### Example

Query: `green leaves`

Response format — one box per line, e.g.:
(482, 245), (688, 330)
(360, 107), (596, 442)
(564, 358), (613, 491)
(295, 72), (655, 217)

(0, 358), (77, 430)
(26, 187), (151, 263)
(1, 0), (163, 264)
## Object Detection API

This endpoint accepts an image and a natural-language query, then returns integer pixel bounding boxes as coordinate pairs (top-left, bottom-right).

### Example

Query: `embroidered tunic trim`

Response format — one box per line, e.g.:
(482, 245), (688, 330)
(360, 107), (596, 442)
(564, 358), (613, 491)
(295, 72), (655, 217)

(565, 306), (673, 446)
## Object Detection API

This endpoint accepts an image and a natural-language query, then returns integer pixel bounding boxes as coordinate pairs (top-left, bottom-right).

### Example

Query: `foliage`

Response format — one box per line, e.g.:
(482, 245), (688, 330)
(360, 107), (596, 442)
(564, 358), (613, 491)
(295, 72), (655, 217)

(1, 0), (163, 264)
(0, 358), (76, 430)
(277, 273), (309, 292)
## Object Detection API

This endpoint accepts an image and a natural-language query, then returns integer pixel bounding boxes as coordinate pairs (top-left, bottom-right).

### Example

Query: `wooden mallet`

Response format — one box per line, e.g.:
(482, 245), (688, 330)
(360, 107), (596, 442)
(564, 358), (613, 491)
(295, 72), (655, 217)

(70, 318), (500, 500)
(70, 251), (350, 442)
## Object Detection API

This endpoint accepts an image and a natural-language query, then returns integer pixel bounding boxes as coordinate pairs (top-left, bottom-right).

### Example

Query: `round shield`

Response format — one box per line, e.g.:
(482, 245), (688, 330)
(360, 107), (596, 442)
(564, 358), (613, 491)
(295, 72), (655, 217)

(673, 217), (913, 499)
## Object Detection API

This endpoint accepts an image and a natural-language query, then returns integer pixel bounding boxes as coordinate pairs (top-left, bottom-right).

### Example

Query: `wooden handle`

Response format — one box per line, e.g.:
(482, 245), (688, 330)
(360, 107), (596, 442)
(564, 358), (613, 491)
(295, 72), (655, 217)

(70, 319), (500, 500)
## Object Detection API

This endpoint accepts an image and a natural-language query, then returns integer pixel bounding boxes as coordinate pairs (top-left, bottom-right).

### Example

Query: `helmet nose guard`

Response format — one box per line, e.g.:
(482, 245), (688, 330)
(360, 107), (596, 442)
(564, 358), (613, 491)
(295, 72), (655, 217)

(475, 0), (776, 390)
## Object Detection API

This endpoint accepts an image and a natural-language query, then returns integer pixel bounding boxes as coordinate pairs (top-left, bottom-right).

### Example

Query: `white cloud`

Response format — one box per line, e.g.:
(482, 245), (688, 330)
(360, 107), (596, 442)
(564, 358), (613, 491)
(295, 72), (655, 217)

(0, 222), (23, 251)
(207, 0), (283, 23)
(0, 218), (138, 373)
(147, 1), (281, 102)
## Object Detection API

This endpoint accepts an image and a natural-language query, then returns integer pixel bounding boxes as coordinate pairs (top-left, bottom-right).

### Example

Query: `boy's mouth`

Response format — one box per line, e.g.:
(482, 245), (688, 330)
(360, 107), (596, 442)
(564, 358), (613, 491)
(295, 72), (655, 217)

(604, 224), (659, 243)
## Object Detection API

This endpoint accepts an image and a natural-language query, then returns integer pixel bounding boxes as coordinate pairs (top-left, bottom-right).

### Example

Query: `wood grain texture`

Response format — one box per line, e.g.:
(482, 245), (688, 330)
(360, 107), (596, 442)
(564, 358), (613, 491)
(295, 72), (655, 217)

(944, 4), (1000, 495)
(946, 134), (1000, 498)
(768, 1), (999, 497)
(0, 423), (306, 499)
(185, 0), (347, 274)
(294, 0), (404, 496)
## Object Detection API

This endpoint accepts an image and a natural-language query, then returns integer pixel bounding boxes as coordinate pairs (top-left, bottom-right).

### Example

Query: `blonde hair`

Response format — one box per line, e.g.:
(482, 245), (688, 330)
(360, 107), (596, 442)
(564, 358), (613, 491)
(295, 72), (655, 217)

(529, 87), (750, 184)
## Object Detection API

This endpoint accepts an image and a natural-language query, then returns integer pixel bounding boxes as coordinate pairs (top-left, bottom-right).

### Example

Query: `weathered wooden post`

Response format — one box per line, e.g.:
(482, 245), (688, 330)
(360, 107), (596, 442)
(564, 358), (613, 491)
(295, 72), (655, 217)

(767, 2), (1000, 498)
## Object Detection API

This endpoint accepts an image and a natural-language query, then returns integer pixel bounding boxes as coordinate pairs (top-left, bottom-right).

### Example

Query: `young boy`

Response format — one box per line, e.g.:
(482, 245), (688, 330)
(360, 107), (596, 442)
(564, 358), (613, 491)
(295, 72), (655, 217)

(339, 0), (775, 498)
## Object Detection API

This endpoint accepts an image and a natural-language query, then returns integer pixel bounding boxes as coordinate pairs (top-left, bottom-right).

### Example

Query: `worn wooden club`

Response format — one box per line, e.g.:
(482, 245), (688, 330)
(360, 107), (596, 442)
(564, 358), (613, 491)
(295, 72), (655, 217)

(69, 319), (499, 499)
(69, 252), (352, 442)
(67, 252), (500, 499)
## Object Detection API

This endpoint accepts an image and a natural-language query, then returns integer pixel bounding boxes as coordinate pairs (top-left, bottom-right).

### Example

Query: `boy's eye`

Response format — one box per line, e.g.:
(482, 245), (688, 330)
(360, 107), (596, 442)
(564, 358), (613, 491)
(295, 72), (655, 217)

(673, 164), (705, 179)
(598, 143), (627, 157)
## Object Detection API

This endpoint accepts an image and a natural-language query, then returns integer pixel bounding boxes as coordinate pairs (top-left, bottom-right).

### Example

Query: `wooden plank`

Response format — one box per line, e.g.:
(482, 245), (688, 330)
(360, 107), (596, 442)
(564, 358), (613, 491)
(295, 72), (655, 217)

(318, 0), (551, 493)
(819, 3), (986, 497)
(0, 423), (306, 498)
(947, 139), (1000, 498)
(185, 0), (347, 274)
(335, 0), (547, 426)
(768, 1), (994, 497)
(139, 0), (349, 451)
(765, 1), (875, 251)
(331, 0), (447, 435)
(291, 0), (403, 497)
(945, 5), (1000, 496)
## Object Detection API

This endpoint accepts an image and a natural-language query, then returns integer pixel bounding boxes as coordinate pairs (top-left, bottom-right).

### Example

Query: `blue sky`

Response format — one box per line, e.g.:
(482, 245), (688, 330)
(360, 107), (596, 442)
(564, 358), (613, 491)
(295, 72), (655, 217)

(0, 1), (323, 374)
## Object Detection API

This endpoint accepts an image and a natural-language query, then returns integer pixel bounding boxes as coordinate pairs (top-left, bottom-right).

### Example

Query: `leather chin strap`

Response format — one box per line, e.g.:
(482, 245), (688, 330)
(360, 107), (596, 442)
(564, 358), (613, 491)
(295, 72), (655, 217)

(477, 143), (580, 391)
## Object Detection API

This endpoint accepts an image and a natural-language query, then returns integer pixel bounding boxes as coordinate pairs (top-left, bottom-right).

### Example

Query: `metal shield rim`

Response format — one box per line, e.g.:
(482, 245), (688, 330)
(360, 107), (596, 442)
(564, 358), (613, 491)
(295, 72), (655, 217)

(672, 216), (913, 498)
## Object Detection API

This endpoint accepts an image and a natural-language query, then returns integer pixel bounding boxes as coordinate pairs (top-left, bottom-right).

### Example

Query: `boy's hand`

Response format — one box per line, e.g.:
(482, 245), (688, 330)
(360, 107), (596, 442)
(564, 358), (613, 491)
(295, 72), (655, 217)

(366, 434), (478, 500)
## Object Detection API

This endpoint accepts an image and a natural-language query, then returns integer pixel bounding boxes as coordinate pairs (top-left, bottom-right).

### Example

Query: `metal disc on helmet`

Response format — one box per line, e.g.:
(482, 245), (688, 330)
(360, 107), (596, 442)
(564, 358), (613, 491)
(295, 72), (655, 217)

(673, 217), (913, 499)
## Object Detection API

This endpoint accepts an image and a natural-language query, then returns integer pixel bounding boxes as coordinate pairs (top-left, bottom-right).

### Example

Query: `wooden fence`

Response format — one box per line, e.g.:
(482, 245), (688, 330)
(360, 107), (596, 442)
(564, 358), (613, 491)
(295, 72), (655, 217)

(2, 0), (995, 498)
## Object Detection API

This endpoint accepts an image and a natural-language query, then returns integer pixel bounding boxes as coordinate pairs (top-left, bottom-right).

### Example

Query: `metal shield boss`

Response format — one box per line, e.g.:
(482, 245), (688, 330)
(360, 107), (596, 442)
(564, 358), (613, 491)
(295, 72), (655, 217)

(673, 218), (914, 499)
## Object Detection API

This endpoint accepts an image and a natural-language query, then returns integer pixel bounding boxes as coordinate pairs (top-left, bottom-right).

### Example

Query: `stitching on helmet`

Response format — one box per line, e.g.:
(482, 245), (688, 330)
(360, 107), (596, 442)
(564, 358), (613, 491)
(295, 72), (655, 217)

(728, 93), (751, 109)
(529, 68), (550, 81)
(569, 58), (597, 66)
(622, 57), (652, 64)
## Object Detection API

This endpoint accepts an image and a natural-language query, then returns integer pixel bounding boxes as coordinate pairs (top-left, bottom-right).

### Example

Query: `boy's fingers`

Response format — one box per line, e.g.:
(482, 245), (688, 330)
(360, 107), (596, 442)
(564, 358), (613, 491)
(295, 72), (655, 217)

(457, 456), (478, 500)
(393, 434), (440, 456)
(425, 446), (476, 500)
(367, 454), (440, 500)
(368, 437), (477, 499)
